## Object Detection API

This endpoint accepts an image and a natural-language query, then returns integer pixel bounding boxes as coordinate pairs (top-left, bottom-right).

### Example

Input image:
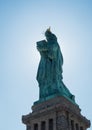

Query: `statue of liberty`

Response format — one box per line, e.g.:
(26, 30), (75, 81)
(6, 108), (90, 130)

(36, 28), (75, 102)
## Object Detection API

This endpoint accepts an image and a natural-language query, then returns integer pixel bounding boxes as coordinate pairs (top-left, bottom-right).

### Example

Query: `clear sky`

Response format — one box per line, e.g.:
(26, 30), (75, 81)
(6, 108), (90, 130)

(0, 0), (92, 130)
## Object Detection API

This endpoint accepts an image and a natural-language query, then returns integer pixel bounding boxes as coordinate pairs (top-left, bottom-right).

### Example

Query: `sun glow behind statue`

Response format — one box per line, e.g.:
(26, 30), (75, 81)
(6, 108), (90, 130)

(0, 0), (92, 130)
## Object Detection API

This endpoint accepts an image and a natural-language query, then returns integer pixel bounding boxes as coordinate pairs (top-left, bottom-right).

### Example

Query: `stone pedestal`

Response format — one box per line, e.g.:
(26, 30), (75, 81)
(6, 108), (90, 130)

(22, 96), (90, 130)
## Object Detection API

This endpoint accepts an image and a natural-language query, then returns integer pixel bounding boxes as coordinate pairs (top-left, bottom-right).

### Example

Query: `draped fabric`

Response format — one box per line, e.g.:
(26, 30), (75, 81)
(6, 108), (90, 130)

(36, 30), (75, 102)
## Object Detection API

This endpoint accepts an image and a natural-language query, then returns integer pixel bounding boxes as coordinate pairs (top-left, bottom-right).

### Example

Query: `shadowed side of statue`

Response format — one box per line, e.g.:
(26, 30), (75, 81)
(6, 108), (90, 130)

(36, 28), (75, 103)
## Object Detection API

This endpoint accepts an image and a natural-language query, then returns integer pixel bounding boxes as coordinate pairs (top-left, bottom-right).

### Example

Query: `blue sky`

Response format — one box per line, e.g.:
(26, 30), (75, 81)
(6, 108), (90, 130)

(0, 0), (92, 130)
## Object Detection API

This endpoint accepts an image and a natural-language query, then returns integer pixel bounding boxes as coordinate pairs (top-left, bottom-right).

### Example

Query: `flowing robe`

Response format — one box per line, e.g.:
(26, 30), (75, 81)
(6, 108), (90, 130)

(36, 34), (74, 101)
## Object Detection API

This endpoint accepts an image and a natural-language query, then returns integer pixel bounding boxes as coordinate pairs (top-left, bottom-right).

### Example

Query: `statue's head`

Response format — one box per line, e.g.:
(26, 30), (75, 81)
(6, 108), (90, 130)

(45, 28), (57, 42)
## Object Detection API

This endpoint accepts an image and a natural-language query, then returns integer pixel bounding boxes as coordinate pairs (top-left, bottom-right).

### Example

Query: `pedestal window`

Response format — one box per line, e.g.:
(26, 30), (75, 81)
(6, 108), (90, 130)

(75, 123), (79, 130)
(49, 119), (53, 130)
(71, 120), (74, 130)
(41, 121), (46, 130)
(34, 123), (38, 130)
(80, 126), (83, 130)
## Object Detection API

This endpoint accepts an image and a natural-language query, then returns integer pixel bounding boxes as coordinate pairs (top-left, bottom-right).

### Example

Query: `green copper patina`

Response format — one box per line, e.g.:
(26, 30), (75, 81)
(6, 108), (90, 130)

(36, 28), (75, 104)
